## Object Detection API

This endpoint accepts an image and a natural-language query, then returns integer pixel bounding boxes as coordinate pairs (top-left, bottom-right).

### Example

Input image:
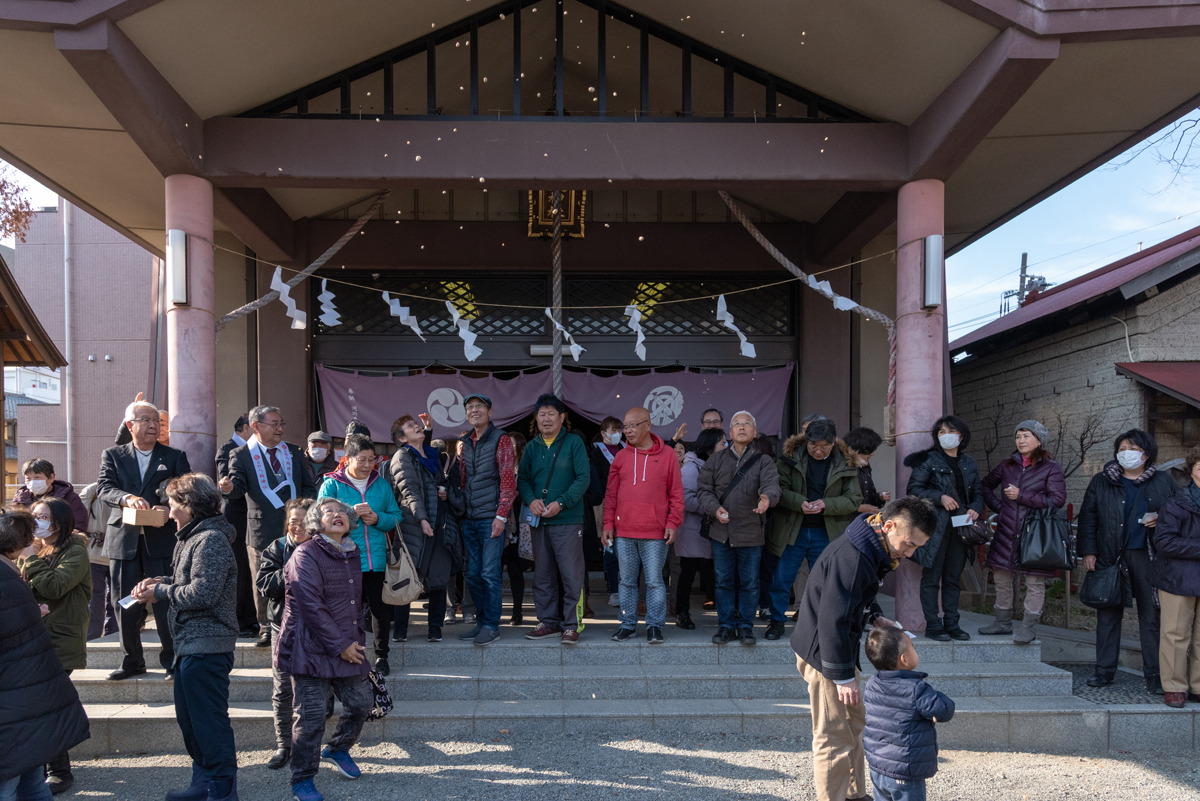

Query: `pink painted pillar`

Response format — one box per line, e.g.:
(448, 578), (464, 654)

(893, 179), (945, 632)
(165, 174), (217, 477)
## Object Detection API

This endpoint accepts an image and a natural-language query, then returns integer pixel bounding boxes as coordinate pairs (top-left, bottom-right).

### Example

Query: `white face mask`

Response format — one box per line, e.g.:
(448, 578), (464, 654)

(1117, 450), (1145, 470)
(604, 432), (622, 445)
(938, 433), (960, 450)
(309, 447), (328, 462)
(33, 518), (52, 538)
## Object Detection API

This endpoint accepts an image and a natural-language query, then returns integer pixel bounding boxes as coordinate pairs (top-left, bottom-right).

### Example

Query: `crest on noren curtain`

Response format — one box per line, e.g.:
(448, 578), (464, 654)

(528, 190), (587, 239)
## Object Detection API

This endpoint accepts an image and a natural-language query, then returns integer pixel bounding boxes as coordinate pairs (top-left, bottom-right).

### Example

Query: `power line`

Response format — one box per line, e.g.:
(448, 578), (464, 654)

(947, 209), (1200, 302)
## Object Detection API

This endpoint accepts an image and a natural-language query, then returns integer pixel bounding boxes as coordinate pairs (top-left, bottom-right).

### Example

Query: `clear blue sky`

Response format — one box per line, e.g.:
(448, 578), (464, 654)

(6, 108), (1200, 333)
(947, 108), (1200, 339)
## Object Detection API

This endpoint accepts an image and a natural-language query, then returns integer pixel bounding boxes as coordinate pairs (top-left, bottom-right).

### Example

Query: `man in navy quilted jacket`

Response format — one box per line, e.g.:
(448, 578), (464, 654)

(862, 625), (956, 801)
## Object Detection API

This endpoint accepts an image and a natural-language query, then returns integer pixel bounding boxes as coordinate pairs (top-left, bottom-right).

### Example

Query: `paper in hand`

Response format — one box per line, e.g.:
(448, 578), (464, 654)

(118, 593), (140, 609)
(951, 513), (972, 527)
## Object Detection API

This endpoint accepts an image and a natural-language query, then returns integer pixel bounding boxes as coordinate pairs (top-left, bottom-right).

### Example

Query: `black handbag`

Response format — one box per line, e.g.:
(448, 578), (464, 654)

(365, 670), (393, 721)
(519, 436), (565, 529)
(1079, 564), (1129, 609)
(1016, 507), (1074, 571)
(699, 452), (764, 540)
(957, 518), (993, 548)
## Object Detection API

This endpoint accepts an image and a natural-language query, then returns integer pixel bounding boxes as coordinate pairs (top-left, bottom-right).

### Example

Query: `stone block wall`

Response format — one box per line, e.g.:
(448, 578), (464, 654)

(951, 271), (1200, 507)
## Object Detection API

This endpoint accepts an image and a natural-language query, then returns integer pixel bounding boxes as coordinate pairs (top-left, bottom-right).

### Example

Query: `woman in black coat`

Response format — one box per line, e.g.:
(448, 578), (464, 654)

(1078, 429), (1178, 692)
(389, 415), (463, 643)
(904, 415), (984, 642)
(1149, 451), (1200, 708)
(0, 509), (89, 800)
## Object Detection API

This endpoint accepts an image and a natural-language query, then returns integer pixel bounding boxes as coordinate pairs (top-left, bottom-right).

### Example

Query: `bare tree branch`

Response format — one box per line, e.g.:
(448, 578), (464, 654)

(1106, 111), (1200, 190)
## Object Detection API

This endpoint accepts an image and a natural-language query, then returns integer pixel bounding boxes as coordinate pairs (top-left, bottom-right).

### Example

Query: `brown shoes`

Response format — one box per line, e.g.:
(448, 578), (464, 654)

(1164, 691), (1186, 709)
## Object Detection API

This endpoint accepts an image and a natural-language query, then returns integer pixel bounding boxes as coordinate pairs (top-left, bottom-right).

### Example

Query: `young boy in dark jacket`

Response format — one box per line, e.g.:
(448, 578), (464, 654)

(255, 498), (314, 771)
(863, 626), (955, 801)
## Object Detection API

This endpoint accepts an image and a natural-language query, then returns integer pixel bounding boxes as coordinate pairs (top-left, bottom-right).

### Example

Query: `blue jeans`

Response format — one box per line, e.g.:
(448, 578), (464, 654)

(0, 766), (52, 801)
(769, 527), (830, 621)
(710, 540), (762, 630)
(462, 518), (505, 630)
(870, 769), (926, 801)
(174, 652), (237, 784)
(616, 537), (668, 629)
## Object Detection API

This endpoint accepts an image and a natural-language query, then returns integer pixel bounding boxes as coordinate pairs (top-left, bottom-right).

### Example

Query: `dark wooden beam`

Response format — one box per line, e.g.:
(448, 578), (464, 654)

(0, 0), (166, 32)
(556, 0), (564, 116)
(426, 40), (436, 115)
(909, 27), (1058, 181)
(809, 191), (897, 266)
(512, 2), (521, 116)
(212, 188), (296, 262)
(597, 1), (606, 116)
(470, 19), (479, 115)
(203, 117), (909, 191)
(55, 18), (202, 177)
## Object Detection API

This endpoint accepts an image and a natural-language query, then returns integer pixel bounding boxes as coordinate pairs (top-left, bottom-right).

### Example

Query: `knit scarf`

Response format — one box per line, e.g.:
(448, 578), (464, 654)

(867, 513), (901, 572)
(1103, 459), (1158, 485)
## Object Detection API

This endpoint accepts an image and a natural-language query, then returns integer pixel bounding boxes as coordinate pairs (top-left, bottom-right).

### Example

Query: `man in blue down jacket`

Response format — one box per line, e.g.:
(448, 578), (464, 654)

(789, 497), (936, 801)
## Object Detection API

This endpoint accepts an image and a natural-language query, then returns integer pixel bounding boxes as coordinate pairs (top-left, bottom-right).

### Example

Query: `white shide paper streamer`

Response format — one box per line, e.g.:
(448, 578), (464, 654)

(318, 279), (341, 327)
(382, 291), (425, 341)
(623, 305), (647, 361)
(446, 301), (483, 362)
(716, 294), (756, 358)
(270, 267), (307, 329)
(543, 308), (585, 361)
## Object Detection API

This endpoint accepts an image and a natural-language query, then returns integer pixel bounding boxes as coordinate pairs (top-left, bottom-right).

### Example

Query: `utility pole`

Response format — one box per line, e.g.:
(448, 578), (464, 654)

(1017, 252), (1028, 302)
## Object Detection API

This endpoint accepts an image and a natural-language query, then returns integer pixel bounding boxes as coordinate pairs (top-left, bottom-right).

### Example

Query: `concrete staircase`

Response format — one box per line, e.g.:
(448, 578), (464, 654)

(75, 600), (1199, 756)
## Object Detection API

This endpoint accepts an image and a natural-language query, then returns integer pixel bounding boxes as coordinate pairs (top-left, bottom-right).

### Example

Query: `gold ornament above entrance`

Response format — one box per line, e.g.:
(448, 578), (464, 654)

(528, 190), (587, 239)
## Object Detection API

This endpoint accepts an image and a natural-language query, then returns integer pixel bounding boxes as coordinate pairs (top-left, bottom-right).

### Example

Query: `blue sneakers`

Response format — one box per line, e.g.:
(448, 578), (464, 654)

(290, 779), (323, 801)
(320, 746), (361, 779)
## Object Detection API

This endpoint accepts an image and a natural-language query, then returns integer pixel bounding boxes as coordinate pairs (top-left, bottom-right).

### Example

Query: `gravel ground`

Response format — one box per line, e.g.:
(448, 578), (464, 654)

(68, 736), (1200, 800)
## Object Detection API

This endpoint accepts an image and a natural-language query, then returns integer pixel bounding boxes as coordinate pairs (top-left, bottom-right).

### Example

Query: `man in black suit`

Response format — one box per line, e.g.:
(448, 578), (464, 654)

(216, 414), (258, 637)
(98, 400), (192, 680)
(218, 404), (317, 648)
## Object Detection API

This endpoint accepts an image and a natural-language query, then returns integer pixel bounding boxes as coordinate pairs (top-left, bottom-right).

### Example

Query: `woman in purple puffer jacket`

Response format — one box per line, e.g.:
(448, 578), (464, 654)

(276, 497), (374, 801)
(979, 420), (1067, 644)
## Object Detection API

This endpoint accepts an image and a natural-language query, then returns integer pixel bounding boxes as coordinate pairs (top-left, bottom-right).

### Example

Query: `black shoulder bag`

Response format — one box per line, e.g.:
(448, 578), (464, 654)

(519, 436), (566, 529)
(1079, 516), (1133, 610)
(699, 452), (764, 540)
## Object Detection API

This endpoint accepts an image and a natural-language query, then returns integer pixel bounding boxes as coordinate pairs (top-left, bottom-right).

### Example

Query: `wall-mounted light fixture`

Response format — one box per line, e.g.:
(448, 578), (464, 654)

(166, 229), (189, 306)
(922, 234), (943, 310)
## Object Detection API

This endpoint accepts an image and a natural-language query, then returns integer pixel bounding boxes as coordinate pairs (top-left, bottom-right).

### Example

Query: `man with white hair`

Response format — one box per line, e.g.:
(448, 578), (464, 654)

(697, 410), (781, 646)
(97, 399), (193, 680)
(218, 405), (317, 648)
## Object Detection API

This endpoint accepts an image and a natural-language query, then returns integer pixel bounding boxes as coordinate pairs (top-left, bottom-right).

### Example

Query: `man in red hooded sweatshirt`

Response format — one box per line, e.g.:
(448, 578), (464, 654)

(601, 406), (684, 644)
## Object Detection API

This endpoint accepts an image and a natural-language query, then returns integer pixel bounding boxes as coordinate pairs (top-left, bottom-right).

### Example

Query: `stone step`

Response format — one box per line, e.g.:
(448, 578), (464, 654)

(71, 660), (1071, 705)
(76, 696), (1200, 757)
(84, 627), (1042, 670)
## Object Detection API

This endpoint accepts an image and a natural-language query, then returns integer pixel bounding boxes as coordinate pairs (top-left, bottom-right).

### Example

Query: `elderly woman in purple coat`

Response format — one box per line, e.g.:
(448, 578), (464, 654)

(276, 497), (373, 801)
(979, 420), (1066, 644)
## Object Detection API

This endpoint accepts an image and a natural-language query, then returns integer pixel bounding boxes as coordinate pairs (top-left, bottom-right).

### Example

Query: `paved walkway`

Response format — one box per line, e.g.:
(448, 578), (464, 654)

(70, 736), (1200, 800)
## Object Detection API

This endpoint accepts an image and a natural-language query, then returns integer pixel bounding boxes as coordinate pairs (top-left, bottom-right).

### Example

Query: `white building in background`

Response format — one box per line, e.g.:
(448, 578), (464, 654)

(5, 366), (61, 404)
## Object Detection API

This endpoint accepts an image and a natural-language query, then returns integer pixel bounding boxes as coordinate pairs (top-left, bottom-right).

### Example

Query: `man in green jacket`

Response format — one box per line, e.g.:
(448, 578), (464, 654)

(517, 394), (591, 644)
(765, 419), (863, 640)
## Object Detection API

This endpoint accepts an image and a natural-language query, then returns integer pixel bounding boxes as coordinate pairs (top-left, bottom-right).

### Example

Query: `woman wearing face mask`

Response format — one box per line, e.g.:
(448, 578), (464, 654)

(980, 420), (1067, 644)
(904, 416), (983, 641)
(1077, 429), (1177, 692)
(19, 497), (92, 795)
(591, 417), (626, 606)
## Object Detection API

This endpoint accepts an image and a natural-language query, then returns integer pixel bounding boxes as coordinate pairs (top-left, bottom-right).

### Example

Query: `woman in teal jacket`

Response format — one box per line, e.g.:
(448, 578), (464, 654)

(318, 433), (403, 675)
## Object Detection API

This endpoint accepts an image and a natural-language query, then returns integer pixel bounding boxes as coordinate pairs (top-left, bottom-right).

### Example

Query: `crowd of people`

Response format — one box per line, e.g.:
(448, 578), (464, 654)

(1, 390), (1199, 801)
